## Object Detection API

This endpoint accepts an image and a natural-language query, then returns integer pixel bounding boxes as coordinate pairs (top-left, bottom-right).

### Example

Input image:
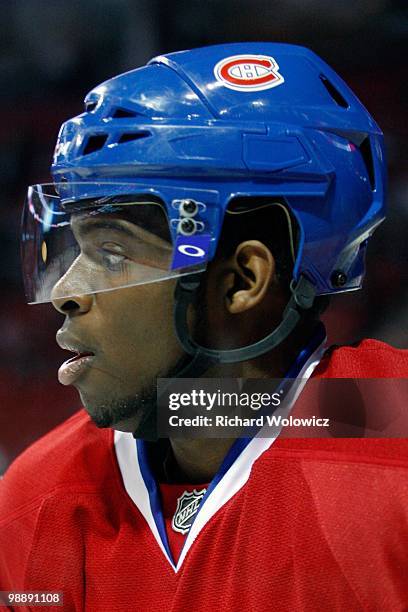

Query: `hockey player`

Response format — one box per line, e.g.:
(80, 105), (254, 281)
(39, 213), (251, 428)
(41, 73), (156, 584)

(1, 43), (407, 610)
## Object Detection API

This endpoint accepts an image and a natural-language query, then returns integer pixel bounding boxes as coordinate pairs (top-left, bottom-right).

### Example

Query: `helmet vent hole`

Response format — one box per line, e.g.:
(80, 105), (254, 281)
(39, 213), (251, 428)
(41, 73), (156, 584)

(358, 137), (375, 190)
(111, 107), (138, 118)
(82, 134), (108, 155)
(118, 131), (151, 144)
(320, 75), (349, 109)
(85, 101), (98, 112)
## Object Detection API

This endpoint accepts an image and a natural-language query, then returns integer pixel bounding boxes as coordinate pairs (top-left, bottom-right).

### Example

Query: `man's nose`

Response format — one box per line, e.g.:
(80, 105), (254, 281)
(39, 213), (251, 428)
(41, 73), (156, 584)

(51, 292), (93, 315)
(50, 255), (94, 315)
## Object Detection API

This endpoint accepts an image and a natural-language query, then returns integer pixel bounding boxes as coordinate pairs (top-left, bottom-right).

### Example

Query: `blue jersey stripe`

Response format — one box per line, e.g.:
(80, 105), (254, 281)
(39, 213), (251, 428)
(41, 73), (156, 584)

(136, 322), (326, 566)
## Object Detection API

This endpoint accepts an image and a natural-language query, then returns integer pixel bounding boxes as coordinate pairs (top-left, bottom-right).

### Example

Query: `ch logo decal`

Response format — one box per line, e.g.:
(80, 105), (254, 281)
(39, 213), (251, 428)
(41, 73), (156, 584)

(214, 54), (284, 92)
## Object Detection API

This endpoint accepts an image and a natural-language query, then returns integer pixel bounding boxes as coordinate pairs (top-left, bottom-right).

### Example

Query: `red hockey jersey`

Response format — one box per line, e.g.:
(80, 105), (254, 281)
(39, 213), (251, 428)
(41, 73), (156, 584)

(1, 339), (408, 611)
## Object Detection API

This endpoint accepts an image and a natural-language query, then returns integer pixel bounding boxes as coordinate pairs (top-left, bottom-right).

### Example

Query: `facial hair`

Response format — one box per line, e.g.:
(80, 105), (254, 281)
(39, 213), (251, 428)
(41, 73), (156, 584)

(87, 356), (193, 440)
(89, 385), (156, 431)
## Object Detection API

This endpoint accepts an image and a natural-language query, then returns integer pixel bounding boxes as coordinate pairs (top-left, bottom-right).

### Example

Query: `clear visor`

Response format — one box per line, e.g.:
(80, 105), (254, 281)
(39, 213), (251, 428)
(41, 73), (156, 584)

(22, 183), (210, 304)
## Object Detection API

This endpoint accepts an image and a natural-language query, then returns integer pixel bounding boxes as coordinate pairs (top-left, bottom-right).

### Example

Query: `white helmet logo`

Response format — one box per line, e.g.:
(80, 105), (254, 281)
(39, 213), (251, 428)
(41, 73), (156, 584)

(177, 244), (206, 258)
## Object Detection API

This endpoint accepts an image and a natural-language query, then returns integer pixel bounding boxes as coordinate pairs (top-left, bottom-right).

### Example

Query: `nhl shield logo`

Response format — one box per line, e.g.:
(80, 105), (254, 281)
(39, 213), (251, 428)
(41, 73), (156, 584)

(172, 488), (207, 535)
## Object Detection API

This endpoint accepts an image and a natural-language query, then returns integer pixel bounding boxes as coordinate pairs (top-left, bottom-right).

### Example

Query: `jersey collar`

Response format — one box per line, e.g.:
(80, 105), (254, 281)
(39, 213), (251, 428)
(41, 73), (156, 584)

(114, 323), (327, 572)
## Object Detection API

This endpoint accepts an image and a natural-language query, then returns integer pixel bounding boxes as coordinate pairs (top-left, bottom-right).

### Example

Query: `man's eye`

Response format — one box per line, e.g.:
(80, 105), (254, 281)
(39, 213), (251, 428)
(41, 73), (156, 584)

(99, 246), (127, 271)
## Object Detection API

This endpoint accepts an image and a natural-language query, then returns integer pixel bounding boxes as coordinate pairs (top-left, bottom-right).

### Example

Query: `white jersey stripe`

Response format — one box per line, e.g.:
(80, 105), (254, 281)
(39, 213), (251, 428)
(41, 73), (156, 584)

(114, 335), (327, 572)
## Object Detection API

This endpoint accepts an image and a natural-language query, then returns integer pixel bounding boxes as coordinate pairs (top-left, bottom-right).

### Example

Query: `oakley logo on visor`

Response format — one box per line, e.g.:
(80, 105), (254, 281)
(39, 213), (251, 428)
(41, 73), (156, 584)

(171, 234), (212, 270)
(214, 55), (284, 92)
(178, 244), (205, 257)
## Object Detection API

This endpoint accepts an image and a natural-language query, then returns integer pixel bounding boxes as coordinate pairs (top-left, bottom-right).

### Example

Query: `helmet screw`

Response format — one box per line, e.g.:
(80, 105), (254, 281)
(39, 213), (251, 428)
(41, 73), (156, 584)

(331, 271), (347, 287)
(178, 218), (196, 235)
(180, 199), (198, 217)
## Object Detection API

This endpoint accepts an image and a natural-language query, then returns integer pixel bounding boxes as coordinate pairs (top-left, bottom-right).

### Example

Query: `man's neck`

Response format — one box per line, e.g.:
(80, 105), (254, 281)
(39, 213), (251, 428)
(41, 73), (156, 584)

(167, 438), (235, 483)
(168, 321), (322, 483)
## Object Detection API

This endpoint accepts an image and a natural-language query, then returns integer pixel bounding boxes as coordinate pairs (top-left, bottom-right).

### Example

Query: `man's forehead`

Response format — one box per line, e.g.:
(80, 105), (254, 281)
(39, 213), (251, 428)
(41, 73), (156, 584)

(70, 211), (173, 249)
(71, 213), (139, 235)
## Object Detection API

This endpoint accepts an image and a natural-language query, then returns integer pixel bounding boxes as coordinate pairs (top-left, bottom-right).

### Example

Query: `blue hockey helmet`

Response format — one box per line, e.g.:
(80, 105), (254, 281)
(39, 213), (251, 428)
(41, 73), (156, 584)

(22, 43), (386, 366)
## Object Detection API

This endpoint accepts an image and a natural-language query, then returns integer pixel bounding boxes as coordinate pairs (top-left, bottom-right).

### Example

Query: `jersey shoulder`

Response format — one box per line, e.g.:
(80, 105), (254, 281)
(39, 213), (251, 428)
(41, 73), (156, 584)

(314, 338), (408, 378)
(0, 410), (117, 523)
(277, 338), (408, 460)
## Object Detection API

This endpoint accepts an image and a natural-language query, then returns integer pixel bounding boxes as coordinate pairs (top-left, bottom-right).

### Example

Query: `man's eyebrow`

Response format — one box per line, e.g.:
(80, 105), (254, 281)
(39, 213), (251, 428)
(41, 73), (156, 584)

(72, 219), (139, 239)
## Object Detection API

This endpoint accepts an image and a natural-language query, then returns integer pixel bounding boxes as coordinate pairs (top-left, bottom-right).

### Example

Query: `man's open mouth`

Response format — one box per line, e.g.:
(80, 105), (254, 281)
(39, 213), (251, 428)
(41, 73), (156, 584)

(58, 352), (95, 386)
(64, 351), (95, 363)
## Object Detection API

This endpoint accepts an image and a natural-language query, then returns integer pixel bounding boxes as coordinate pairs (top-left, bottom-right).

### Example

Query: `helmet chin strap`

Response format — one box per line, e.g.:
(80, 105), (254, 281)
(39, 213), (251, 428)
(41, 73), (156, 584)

(133, 273), (317, 440)
(172, 272), (317, 377)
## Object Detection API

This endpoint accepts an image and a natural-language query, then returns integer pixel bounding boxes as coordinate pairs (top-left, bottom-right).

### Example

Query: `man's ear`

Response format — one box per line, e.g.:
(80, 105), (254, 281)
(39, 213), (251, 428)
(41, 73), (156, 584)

(224, 240), (276, 314)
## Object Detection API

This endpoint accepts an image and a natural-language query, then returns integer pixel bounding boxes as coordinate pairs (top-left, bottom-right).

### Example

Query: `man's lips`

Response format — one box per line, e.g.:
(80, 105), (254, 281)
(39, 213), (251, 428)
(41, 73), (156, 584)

(56, 329), (96, 355)
(56, 330), (96, 386)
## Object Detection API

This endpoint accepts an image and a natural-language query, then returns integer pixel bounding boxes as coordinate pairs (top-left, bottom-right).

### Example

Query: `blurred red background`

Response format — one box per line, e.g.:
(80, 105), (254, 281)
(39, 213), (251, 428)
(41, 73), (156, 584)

(0, 0), (407, 471)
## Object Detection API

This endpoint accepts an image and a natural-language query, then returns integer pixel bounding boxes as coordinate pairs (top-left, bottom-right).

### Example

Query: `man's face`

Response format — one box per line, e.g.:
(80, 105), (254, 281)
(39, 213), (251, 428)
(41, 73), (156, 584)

(54, 279), (185, 434)
(51, 210), (186, 435)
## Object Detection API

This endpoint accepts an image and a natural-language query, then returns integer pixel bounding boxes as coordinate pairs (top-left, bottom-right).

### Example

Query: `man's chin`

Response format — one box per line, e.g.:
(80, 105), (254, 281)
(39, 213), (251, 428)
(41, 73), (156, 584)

(82, 400), (144, 430)
(78, 388), (157, 439)
(108, 415), (144, 433)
